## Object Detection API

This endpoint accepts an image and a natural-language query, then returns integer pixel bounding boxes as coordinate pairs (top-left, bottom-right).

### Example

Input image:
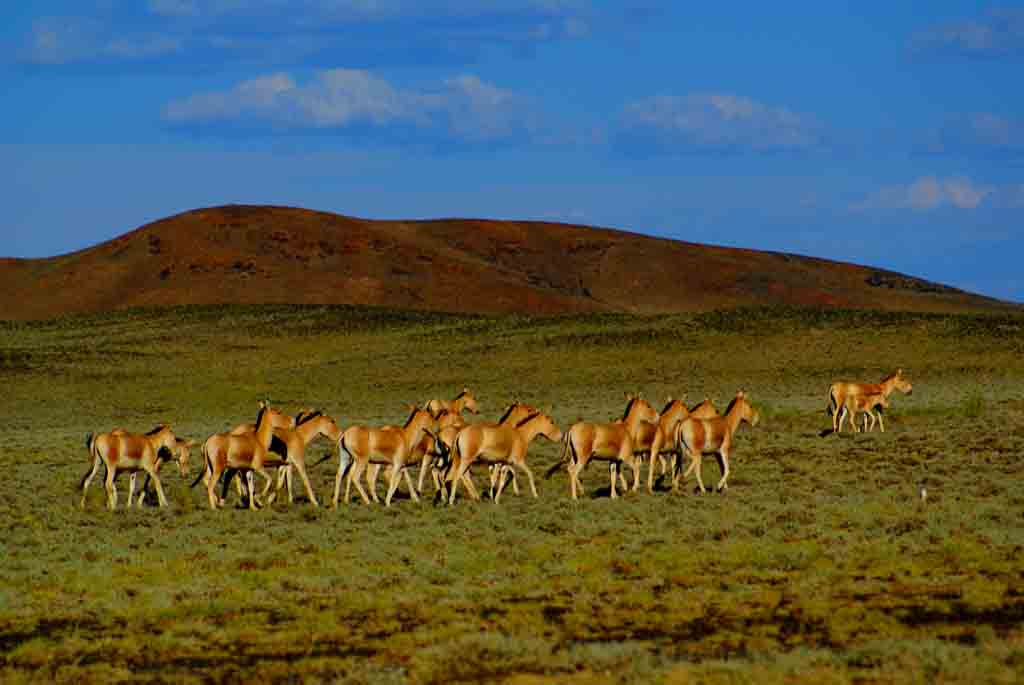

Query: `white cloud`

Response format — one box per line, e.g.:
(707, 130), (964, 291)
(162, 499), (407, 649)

(163, 69), (538, 142)
(926, 112), (1024, 155)
(20, 1), (597, 67)
(911, 8), (1024, 58)
(620, 93), (825, 153)
(147, 0), (199, 17)
(24, 17), (183, 64)
(852, 176), (995, 212)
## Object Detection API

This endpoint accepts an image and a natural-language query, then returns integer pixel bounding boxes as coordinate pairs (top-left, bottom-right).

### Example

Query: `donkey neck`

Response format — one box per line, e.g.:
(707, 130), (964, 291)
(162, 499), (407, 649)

(723, 402), (747, 434)
(147, 427), (175, 452)
(516, 414), (553, 443)
(294, 415), (332, 445)
(402, 412), (432, 448)
(878, 375), (900, 397)
(659, 402), (688, 431)
(254, 409), (278, 447)
(623, 401), (654, 431)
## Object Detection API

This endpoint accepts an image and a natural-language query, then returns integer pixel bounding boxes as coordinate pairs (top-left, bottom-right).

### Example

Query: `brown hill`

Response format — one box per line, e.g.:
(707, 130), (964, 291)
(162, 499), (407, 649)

(0, 205), (1012, 320)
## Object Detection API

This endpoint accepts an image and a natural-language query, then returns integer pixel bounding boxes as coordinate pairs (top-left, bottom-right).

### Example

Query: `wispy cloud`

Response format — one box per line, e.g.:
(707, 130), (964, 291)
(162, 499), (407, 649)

(851, 176), (996, 212)
(910, 8), (1024, 58)
(163, 69), (542, 143)
(921, 112), (1024, 156)
(24, 17), (184, 65)
(18, 1), (598, 69)
(618, 93), (827, 154)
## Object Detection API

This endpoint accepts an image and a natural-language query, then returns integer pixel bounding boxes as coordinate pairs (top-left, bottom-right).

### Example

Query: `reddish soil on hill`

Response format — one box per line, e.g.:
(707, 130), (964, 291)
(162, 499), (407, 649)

(0, 205), (1011, 320)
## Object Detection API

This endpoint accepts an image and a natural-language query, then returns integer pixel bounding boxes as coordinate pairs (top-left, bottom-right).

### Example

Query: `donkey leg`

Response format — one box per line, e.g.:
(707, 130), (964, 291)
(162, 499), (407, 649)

(461, 472), (481, 501)
(384, 464), (403, 506)
(367, 464), (382, 503)
(246, 472), (259, 510)
(517, 462), (538, 499)
(207, 466), (223, 509)
(448, 462), (469, 505)
(145, 466), (171, 507)
(349, 462), (372, 505)
(105, 468), (118, 510)
(715, 451), (730, 492)
(507, 466), (519, 495)
(285, 465), (295, 502)
(80, 456), (102, 509)
(403, 468), (420, 502)
(127, 472), (139, 508)
(295, 463), (320, 508)
(681, 452), (705, 493)
(417, 454), (432, 494)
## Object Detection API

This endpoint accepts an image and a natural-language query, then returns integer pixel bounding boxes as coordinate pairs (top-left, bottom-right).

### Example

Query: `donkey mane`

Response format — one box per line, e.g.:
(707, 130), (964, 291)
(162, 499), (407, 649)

(723, 395), (746, 416)
(621, 396), (641, 421)
(402, 406), (424, 428)
(515, 412), (542, 428)
(498, 402), (524, 424)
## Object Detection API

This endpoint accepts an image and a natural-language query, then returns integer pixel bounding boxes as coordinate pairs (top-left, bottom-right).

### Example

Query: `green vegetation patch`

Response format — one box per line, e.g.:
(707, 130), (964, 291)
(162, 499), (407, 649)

(1, 305), (1023, 683)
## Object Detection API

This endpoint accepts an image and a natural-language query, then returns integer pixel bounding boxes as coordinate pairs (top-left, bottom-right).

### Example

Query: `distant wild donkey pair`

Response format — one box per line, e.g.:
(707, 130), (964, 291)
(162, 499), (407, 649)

(827, 369), (913, 434)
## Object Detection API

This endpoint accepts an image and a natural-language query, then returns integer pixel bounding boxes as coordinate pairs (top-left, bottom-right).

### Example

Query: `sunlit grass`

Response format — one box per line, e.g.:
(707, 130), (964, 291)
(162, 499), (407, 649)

(1, 304), (1023, 682)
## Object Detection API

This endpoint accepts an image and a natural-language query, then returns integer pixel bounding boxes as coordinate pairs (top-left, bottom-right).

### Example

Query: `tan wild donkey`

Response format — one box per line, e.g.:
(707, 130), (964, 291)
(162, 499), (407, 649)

(673, 391), (759, 494)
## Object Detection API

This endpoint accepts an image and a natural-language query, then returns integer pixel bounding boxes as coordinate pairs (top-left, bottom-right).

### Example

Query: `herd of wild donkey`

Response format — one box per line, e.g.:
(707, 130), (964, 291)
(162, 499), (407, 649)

(79, 370), (914, 511)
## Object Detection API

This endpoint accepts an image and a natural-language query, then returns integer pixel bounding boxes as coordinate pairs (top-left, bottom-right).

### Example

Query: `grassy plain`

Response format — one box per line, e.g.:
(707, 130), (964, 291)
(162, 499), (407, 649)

(1, 304), (1023, 684)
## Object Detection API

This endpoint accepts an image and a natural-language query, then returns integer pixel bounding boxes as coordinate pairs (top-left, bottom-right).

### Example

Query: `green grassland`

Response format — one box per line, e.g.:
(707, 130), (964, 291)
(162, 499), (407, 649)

(1, 305), (1023, 684)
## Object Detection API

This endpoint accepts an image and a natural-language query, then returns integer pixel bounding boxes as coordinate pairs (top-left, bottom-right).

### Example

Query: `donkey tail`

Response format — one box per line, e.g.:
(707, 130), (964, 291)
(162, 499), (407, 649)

(337, 435), (353, 483)
(545, 431), (572, 479)
(826, 384), (839, 417)
(78, 433), (99, 490)
(190, 439), (210, 488)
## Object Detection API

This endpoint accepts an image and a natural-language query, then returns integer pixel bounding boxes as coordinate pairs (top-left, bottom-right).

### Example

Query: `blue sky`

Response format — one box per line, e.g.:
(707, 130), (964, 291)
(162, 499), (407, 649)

(4, 2), (1023, 302)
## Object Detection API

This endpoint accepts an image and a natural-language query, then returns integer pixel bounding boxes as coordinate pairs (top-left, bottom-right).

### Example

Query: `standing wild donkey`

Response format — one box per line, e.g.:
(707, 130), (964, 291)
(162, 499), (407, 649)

(839, 392), (889, 433)
(81, 424), (184, 509)
(674, 391), (759, 494)
(444, 410), (562, 505)
(827, 369), (912, 433)
(335, 405), (435, 507)
(548, 396), (657, 500)
(195, 403), (290, 510)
